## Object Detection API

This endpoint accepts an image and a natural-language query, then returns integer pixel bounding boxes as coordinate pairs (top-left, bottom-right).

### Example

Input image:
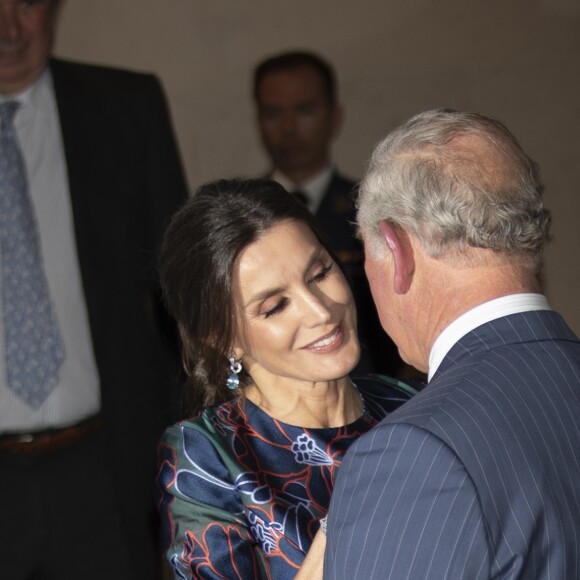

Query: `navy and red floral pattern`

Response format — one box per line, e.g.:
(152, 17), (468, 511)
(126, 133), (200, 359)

(156, 376), (416, 579)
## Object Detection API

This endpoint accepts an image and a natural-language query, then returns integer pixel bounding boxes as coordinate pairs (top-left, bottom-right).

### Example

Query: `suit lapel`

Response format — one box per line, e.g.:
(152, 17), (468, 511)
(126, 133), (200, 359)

(49, 59), (113, 352)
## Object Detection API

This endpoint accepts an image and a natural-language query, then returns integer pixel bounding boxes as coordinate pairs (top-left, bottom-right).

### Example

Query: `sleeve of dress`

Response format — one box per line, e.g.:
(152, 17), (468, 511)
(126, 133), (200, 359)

(323, 423), (491, 580)
(156, 423), (266, 579)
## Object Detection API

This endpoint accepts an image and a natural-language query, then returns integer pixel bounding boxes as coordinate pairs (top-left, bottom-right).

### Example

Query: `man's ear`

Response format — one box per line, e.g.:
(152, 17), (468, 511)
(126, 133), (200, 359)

(379, 221), (414, 294)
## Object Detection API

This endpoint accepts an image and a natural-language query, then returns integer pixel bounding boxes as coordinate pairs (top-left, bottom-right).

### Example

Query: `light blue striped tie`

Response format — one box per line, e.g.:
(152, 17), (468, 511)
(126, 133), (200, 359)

(0, 101), (64, 409)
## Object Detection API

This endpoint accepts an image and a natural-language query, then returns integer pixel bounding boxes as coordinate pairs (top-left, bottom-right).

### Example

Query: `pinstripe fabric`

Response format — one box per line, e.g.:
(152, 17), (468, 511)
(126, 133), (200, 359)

(324, 310), (580, 579)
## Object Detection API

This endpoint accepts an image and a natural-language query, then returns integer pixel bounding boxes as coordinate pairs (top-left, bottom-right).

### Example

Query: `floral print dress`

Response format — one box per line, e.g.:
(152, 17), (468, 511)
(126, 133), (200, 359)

(156, 375), (417, 579)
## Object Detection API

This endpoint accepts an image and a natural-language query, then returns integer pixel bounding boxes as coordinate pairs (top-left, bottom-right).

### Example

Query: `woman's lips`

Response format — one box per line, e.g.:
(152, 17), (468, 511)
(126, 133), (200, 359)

(303, 325), (344, 353)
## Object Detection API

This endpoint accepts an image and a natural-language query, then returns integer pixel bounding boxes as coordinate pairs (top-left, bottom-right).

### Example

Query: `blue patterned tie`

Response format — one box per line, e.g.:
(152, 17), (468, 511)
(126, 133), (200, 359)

(0, 101), (64, 409)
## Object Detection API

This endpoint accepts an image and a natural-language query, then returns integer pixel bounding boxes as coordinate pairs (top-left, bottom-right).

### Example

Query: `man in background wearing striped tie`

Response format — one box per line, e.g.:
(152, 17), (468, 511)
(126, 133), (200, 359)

(0, 1), (188, 578)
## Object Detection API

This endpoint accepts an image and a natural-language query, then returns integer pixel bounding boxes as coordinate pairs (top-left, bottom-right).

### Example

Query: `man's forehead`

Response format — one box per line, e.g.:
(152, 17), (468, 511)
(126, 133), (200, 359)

(258, 67), (327, 101)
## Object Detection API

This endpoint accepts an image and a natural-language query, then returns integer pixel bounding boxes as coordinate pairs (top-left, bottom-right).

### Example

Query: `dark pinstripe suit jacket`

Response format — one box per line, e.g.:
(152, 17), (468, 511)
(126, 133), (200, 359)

(50, 59), (188, 578)
(325, 310), (580, 579)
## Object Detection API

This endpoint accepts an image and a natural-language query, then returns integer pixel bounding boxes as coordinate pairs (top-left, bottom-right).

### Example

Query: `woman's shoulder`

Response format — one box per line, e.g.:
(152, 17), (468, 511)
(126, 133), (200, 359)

(156, 403), (249, 520)
(165, 398), (243, 435)
(354, 374), (423, 421)
(158, 400), (251, 489)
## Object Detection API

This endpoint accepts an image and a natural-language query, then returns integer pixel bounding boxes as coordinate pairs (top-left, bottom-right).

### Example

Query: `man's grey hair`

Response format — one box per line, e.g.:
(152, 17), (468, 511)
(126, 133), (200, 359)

(357, 109), (552, 271)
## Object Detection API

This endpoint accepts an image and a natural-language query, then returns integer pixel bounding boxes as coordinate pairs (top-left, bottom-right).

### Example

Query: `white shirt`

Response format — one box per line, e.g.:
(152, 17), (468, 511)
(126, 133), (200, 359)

(0, 70), (101, 432)
(428, 293), (552, 381)
(271, 166), (334, 213)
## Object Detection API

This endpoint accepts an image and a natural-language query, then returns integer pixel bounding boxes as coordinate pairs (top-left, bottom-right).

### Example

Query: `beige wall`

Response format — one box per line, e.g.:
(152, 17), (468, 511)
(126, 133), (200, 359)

(55, 0), (580, 333)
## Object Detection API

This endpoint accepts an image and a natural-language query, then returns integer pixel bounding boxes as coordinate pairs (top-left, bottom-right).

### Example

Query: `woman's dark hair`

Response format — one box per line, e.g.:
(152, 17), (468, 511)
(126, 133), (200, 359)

(159, 178), (334, 417)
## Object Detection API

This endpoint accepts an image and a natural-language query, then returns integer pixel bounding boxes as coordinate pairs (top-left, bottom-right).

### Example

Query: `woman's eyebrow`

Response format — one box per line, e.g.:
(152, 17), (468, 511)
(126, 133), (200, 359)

(243, 247), (323, 308)
(245, 285), (285, 308)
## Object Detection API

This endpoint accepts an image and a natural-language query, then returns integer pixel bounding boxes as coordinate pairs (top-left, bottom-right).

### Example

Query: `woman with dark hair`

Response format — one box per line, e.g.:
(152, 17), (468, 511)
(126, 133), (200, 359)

(156, 178), (416, 579)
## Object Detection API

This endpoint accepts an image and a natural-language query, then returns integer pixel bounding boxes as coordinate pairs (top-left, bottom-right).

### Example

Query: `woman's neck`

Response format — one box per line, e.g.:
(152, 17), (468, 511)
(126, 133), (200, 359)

(244, 376), (363, 428)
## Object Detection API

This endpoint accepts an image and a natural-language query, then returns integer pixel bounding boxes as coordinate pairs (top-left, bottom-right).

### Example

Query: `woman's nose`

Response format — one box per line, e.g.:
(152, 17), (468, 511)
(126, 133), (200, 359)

(300, 290), (333, 326)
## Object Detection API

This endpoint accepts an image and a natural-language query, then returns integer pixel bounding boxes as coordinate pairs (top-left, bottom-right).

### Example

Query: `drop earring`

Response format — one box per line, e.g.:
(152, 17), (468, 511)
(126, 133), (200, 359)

(227, 356), (242, 390)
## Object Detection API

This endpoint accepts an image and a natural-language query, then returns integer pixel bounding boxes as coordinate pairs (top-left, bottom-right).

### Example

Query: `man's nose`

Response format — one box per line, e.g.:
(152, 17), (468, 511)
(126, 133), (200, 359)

(0, 4), (21, 42)
(281, 111), (297, 134)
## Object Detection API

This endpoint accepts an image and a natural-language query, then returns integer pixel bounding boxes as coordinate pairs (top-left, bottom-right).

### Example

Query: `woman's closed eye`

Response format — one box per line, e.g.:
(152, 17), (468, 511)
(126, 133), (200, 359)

(263, 297), (289, 318)
(309, 262), (333, 284)
(259, 262), (333, 318)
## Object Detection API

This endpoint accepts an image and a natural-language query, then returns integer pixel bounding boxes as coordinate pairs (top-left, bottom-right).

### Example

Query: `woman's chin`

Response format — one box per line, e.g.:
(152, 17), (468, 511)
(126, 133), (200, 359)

(328, 342), (361, 379)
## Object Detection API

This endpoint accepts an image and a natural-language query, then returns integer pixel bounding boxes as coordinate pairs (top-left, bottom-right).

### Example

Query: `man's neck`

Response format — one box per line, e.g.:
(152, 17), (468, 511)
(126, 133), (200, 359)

(410, 242), (541, 372)
(275, 160), (332, 186)
(271, 166), (334, 213)
(273, 165), (332, 186)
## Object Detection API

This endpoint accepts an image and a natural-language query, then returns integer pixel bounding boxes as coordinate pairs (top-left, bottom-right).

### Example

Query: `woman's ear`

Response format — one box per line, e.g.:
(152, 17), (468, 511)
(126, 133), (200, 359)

(379, 221), (415, 294)
(231, 344), (244, 362)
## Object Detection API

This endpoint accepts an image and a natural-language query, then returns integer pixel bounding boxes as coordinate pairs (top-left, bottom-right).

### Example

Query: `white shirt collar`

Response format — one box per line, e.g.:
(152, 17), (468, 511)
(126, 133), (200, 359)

(428, 293), (551, 381)
(0, 68), (52, 129)
(0, 67), (49, 105)
(270, 166), (334, 212)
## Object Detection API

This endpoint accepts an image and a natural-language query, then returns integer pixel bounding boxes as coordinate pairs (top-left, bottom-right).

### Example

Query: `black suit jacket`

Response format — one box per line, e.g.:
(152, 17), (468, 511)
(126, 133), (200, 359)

(50, 58), (188, 577)
(315, 172), (361, 267)
(315, 172), (401, 376)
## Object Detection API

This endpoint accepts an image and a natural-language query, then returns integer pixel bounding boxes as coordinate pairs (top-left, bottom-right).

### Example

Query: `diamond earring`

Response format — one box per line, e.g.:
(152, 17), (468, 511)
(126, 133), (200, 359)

(227, 356), (242, 390)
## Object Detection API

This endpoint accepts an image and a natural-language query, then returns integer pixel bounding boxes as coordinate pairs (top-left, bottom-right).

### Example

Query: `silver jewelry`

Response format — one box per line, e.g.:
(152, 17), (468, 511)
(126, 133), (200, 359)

(227, 356), (242, 390)
(351, 381), (367, 416)
(319, 516), (328, 534)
